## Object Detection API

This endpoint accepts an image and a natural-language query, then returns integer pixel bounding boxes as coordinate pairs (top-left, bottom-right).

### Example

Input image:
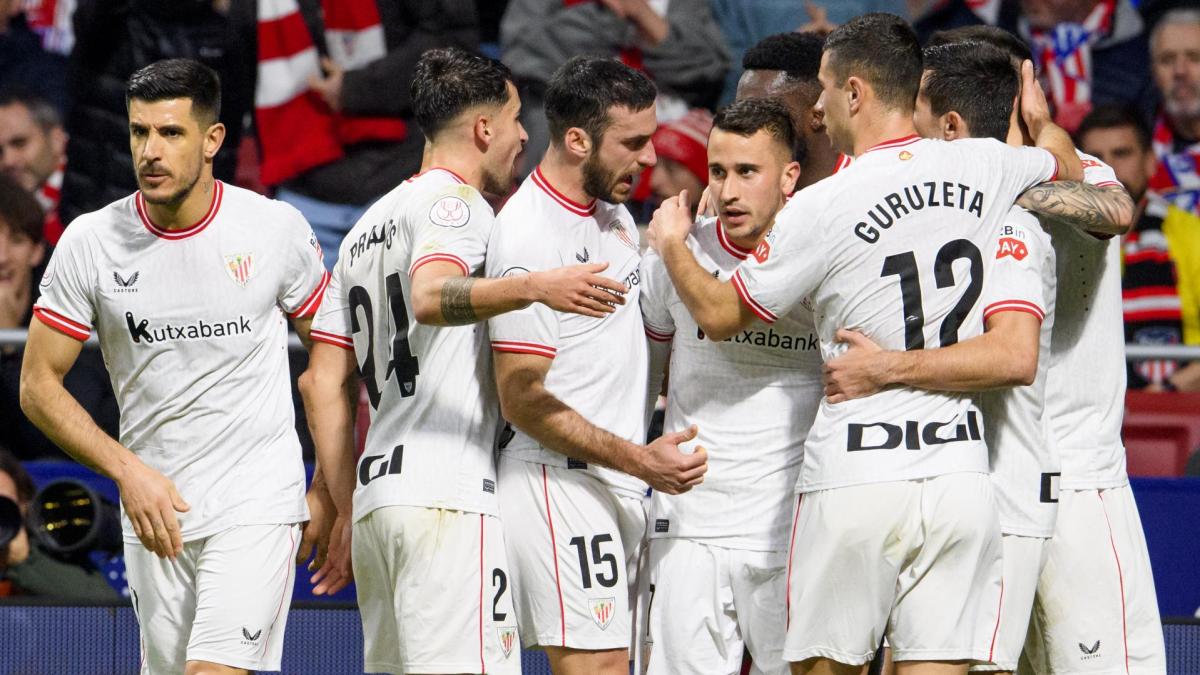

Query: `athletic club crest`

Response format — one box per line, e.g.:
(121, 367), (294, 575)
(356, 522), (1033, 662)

(610, 222), (637, 250)
(497, 627), (517, 657)
(224, 253), (254, 287)
(590, 597), (615, 630)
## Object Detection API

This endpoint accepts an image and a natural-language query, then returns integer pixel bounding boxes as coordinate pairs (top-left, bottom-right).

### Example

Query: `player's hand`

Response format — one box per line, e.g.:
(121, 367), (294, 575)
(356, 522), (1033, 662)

(529, 263), (627, 317)
(797, 0), (837, 34)
(637, 425), (708, 495)
(695, 186), (716, 219)
(117, 459), (190, 559)
(311, 514), (353, 596)
(308, 57), (344, 112)
(823, 329), (891, 403)
(1018, 60), (1053, 138)
(297, 483), (336, 571)
(647, 189), (694, 255)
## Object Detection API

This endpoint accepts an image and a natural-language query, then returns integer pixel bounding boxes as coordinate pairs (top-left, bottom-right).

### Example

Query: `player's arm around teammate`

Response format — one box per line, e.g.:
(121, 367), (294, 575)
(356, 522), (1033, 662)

(21, 321), (191, 558)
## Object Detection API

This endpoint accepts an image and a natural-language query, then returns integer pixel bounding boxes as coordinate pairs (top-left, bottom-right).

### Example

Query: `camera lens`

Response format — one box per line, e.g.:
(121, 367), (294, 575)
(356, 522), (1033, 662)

(0, 495), (21, 549)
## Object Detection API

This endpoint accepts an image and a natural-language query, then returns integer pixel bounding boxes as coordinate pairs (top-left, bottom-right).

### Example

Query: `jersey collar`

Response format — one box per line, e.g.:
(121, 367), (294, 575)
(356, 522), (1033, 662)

(861, 134), (922, 156)
(532, 166), (596, 217)
(135, 180), (223, 241)
(715, 220), (752, 260)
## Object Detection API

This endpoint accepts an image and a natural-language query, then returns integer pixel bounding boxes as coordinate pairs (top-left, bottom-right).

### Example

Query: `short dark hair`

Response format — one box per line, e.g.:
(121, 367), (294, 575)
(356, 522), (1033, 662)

(824, 13), (923, 113)
(1076, 105), (1152, 151)
(742, 32), (826, 84)
(544, 56), (657, 146)
(411, 47), (514, 139)
(922, 42), (1019, 142)
(712, 98), (798, 158)
(927, 25), (1032, 65)
(0, 174), (44, 244)
(0, 89), (62, 132)
(126, 58), (221, 126)
(0, 447), (36, 505)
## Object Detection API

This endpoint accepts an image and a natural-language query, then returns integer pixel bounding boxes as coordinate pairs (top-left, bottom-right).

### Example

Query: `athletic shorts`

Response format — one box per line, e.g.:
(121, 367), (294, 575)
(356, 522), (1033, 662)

(646, 538), (787, 675)
(783, 473), (1003, 666)
(1024, 485), (1166, 674)
(353, 506), (521, 675)
(124, 523), (300, 674)
(498, 457), (647, 651)
(970, 534), (1049, 672)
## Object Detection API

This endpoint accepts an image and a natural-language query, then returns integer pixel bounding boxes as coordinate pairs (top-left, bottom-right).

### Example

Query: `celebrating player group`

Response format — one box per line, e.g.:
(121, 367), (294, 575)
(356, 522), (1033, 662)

(19, 10), (1166, 675)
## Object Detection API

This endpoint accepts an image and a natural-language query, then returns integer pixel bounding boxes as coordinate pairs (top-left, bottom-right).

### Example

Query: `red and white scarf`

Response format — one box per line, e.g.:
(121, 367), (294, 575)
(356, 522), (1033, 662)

(36, 163), (64, 245)
(1148, 113), (1200, 216)
(1029, 0), (1116, 133)
(255, 0), (407, 187)
(20, 0), (74, 55)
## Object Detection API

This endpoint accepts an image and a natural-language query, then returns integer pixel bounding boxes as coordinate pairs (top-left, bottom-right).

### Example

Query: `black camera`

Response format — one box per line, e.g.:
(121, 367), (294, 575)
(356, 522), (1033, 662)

(28, 480), (122, 555)
(0, 495), (21, 550)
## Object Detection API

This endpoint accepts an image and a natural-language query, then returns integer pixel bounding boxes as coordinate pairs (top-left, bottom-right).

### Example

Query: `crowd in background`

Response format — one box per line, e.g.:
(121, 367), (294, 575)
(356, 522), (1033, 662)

(0, 0), (1198, 465)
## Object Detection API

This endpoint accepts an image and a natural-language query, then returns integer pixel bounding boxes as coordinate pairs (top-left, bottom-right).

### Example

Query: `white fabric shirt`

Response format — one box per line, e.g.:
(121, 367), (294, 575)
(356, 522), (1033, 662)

(978, 207), (1059, 537)
(310, 168), (504, 521)
(641, 217), (822, 551)
(733, 135), (1059, 492)
(1043, 153), (1129, 489)
(34, 181), (328, 542)
(487, 167), (649, 498)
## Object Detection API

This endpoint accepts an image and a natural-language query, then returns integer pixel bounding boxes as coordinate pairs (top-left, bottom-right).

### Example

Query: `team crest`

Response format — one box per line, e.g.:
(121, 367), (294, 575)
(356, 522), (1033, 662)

(497, 627), (517, 657)
(224, 253), (255, 287)
(429, 196), (471, 228)
(611, 222), (637, 250)
(590, 597), (616, 630)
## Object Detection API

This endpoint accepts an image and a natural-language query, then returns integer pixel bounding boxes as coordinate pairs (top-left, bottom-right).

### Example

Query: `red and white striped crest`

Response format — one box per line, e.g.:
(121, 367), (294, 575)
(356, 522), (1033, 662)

(225, 253), (255, 287)
(497, 627), (516, 657)
(590, 597), (615, 630)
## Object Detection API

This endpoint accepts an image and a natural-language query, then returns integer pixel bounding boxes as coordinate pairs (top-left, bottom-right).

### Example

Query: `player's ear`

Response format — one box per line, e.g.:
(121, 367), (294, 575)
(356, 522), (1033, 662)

(942, 111), (964, 141)
(474, 113), (493, 150)
(203, 122), (226, 160)
(780, 160), (800, 196)
(846, 76), (864, 114)
(563, 127), (592, 159)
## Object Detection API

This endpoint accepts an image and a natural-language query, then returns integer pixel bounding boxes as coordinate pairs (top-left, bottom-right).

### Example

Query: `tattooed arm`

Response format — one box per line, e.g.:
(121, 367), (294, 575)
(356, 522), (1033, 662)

(1017, 181), (1135, 236)
(408, 260), (631, 327)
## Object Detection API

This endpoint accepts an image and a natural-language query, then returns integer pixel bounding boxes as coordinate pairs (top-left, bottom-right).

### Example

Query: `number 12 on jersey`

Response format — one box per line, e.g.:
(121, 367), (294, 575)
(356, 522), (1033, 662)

(349, 272), (421, 408)
(880, 239), (983, 350)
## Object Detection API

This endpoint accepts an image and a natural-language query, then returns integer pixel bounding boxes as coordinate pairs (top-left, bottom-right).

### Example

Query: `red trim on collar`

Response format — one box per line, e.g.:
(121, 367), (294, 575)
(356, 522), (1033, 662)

(136, 180), (223, 240)
(715, 220), (752, 260)
(532, 167), (596, 217)
(863, 134), (922, 154)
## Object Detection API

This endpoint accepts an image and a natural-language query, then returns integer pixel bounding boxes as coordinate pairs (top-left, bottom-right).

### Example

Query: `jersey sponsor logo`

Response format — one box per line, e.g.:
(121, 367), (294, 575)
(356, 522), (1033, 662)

(359, 445), (404, 486)
(847, 410), (982, 451)
(753, 239), (770, 263)
(39, 260), (54, 288)
(124, 311), (251, 344)
(1040, 472), (1060, 503)
(996, 237), (1028, 261)
(654, 519), (669, 533)
(501, 266), (530, 278)
(576, 247), (590, 263)
(697, 325), (818, 352)
(622, 268), (640, 290)
(224, 253), (254, 287)
(239, 627), (261, 645)
(483, 478), (496, 494)
(854, 181), (986, 244)
(567, 458), (588, 470)
(590, 597), (616, 630)
(497, 627), (517, 657)
(347, 221), (398, 267)
(429, 196), (470, 228)
(1081, 158), (1102, 169)
(112, 270), (139, 292)
(1079, 640), (1101, 660)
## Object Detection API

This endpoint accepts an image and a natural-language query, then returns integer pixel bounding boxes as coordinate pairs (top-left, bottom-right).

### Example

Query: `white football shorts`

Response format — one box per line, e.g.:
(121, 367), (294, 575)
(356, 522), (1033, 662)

(970, 534), (1050, 672)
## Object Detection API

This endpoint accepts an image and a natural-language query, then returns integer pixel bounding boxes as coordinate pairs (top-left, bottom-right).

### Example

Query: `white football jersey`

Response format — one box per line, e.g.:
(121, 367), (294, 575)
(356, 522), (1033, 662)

(641, 217), (822, 551)
(486, 167), (648, 498)
(734, 135), (1059, 492)
(1043, 153), (1129, 490)
(310, 168), (503, 521)
(977, 207), (1059, 538)
(34, 181), (328, 542)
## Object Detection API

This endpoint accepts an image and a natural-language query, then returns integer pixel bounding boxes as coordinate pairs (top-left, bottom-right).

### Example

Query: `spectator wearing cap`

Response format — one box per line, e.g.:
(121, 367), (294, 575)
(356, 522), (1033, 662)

(1146, 8), (1200, 216)
(1077, 105), (1200, 393)
(635, 109), (712, 215)
(0, 91), (67, 245)
(0, 175), (117, 460)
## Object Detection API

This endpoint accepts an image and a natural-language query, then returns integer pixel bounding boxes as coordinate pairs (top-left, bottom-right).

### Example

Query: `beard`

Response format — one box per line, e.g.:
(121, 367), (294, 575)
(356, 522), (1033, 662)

(582, 152), (626, 204)
(1165, 93), (1200, 127)
(139, 166), (201, 207)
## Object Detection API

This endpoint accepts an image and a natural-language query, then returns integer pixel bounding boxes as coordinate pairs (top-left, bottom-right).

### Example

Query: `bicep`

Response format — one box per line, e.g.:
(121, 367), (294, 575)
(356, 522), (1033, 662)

(22, 320), (86, 382)
(492, 350), (552, 410)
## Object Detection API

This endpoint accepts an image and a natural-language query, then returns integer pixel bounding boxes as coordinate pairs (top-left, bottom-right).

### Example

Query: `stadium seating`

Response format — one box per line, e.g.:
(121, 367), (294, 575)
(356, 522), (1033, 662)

(1124, 392), (1200, 477)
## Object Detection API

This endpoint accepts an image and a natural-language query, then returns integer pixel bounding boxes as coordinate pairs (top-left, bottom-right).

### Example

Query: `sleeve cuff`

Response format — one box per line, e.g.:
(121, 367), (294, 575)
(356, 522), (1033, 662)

(33, 306), (92, 341)
(983, 299), (1045, 322)
(491, 340), (557, 359)
(730, 271), (778, 324)
(409, 253), (470, 278)
(310, 329), (354, 350)
(644, 325), (674, 343)
(288, 270), (331, 319)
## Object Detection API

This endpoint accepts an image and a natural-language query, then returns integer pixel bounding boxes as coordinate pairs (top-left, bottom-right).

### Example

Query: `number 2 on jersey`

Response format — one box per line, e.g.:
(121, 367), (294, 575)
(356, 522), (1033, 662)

(348, 273), (420, 408)
(880, 239), (983, 350)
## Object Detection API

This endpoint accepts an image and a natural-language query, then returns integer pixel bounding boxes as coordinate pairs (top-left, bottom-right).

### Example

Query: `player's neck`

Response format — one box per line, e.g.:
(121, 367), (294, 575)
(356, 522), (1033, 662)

(423, 145), (484, 191)
(851, 114), (918, 157)
(537, 150), (592, 206)
(799, 141), (840, 188)
(143, 174), (217, 230)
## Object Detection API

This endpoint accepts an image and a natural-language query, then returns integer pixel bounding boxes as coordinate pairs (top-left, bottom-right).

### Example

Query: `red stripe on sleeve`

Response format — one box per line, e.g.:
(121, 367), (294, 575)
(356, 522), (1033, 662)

(491, 340), (557, 359)
(409, 253), (470, 278)
(290, 270), (331, 319)
(731, 271), (778, 324)
(32, 306), (91, 341)
(310, 330), (354, 350)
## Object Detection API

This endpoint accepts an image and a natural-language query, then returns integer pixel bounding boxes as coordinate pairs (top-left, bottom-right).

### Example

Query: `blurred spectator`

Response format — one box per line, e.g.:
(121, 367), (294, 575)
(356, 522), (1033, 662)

(0, 447), (119, 600)
(634, 108), (711, 213)
(0, 91), (67, 245)
(0, 175), (117, 460)
(1021, 0), (1153, 132)
(1146, 8), (1200, 216)
(915, 0), (1023, 42)
(0, 0), (68, 115)
(501, 0), (730, 175)
(737, 32), (846, 191)
(253, 0), (479, 269)
(1077, 106), (1200, 393)
(58, 0), (251, 225)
